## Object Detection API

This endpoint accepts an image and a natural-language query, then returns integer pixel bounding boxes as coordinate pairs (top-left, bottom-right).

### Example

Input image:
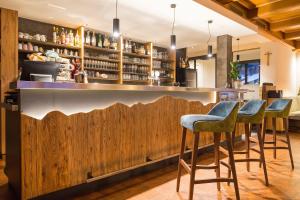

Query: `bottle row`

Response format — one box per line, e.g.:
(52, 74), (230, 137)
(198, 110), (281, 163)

(123, 65), (149, 74)
(123, 74), (148, 81)
(52, 27), (81, 47)
(85, 30), (118, 50)
(87, 71), (119, 80)
(85, 60), (119, 71)
(85, 52), (119, 60)
(153, 60), (172, 69)
(19, 42), (79, 57)
(123, 39), (150, 55)
(152, 49), (169, 60)
(123, 56), (149, 64)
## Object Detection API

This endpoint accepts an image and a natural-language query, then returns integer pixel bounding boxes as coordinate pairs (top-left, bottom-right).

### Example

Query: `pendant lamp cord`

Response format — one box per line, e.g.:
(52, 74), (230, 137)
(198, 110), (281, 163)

(237, 38), (239, 52)
(172, 6), (176, 35)
(116, 0), (118, 18)
(207, 22), (211, 45)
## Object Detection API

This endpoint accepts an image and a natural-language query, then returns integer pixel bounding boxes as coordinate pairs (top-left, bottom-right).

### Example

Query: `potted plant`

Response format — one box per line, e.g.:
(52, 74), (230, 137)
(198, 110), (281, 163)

(229, 61), (241, 89)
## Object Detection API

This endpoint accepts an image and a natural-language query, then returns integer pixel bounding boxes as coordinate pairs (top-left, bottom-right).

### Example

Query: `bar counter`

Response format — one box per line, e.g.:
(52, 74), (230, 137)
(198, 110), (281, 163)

(5, 81), (248, 199)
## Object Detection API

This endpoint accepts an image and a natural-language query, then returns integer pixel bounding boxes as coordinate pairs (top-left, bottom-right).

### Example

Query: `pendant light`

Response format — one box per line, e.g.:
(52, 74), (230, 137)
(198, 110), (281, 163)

(236, 38), (240, 62)
(207, 20), (213, 58)
(170, 4), (176, 49)
(113, 0), (120, 37)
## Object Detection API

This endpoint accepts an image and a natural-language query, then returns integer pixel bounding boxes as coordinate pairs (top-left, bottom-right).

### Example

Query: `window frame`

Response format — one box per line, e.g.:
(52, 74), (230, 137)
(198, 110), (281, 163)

(237, 59), (260, 85)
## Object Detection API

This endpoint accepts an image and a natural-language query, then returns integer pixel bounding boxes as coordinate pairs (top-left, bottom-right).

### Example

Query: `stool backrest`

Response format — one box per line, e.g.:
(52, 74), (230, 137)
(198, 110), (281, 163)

(208, 101), (239, 132)
(239, 100), (266, 123)
(267, 99), (292, 117)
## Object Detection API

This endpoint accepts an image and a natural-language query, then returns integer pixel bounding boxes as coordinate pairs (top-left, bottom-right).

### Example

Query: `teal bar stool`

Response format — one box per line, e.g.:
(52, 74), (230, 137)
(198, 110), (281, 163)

(230, 100), (269, 186)
(177, 101), (240, 200)
(262, 99), (294, 169)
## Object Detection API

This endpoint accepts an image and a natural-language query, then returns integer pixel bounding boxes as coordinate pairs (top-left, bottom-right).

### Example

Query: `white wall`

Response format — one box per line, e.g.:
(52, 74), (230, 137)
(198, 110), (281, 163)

(196, 59), (216, 88)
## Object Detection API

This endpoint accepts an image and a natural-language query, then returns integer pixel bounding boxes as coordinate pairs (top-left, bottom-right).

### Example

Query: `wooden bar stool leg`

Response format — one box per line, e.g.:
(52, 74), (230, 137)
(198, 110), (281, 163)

(214, 132), (221, 191)
(245, 123), (250, 172)
(189, 132), (199, 200)
(260, 117), (267, 168)
(272, 117), (277, 159)
(283, 118), (294, 169)
(257, 124), (269, 186)
(176, 127), (187, 192)
(226, 132), (240, 200)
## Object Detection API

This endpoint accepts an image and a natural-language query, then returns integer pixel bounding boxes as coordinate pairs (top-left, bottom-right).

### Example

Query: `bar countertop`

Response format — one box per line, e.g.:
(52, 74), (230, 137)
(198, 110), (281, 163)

(11, 81), (251, 93)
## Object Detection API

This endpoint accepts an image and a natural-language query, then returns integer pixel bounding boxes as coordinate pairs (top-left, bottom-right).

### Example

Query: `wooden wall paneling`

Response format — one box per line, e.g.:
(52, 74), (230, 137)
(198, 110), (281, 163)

(0, 8), (18, 156)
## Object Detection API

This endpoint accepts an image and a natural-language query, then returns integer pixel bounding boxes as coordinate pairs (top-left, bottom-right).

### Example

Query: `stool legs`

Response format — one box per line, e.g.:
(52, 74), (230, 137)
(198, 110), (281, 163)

(245, 123), (251, 172)
(176, 127), (187, 192)
(189, 132), (199, 200)
(214, 132), (221, 191)
(226, 132), (240, 200)
(272, 118), (277, 159)
(263, 117), (294, 169)
(257, 124), (269, 186)
(283, 118), (294, 169)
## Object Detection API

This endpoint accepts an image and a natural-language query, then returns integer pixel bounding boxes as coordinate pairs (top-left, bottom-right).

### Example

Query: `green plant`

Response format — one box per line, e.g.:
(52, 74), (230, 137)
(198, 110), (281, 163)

(229, 61), (240, 81)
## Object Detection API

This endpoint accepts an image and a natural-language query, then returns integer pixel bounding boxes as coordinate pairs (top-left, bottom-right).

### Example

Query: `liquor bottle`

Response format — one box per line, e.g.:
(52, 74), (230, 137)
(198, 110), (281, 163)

(65, 29), (70, 45)
(132, 42), (136, 53)
(85, 31), (90, 45)
(112, 38), (118, 50)
(75, 30), (80, 47)
(91, 32), (96, 46)
(61, 28), (66, 44)
(69, 30), (74, 46)
(128, 40), (132, 53)
(53, 26), (57, 43)
(103, 35), (110, 49)
(97, 34), (103, 48)
(124, 39), (128, 52)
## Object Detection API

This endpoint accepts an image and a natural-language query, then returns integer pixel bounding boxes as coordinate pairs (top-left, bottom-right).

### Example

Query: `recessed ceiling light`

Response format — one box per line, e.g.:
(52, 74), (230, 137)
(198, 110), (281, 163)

(47, 3), (66, 10)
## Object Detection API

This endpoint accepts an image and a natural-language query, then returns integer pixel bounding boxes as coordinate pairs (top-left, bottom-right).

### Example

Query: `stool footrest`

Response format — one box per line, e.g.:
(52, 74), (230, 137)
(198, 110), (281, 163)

(233, 151), (247, 154)
(250, 148), (261, 154)
(235, 158), (261, 162)
(180, 159), (191, 174)
(279, 139), (288, 144)
(220, 160), (231, 169)
(194, 178), (233, 184)
(188, 164), (218, 170)
(264, 141), (275, 144)
(249, 137), (258, 143)
(219, 146), (229, 156)
(264, 146), (288, 150)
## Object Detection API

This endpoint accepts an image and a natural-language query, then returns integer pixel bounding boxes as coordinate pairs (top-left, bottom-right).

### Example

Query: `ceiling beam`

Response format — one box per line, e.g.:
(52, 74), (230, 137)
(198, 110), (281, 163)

(193, 0), (296, 49)
(249, 0), (280, 8)
(256, 0), (300, 18)
(270, 16), (300, 32)
(285, 30), (300, 40)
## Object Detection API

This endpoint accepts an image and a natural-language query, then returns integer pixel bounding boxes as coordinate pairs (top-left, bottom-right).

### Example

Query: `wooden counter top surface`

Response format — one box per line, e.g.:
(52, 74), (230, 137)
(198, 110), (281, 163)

(11, 81), (252, 93)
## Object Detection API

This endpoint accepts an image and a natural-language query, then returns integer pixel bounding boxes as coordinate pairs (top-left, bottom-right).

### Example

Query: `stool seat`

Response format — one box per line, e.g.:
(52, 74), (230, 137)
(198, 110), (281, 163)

(237, 100), (266, 124)
(265, 99), (292, 118)
(180, 101), (238, 133)
(181, 114), (224, 132)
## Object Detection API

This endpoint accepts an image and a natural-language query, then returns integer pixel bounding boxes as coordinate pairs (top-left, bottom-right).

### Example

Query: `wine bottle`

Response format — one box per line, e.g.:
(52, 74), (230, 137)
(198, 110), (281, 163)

(85, 31), (90, 45)
(61, 28), (66, 44)
(65, 29), (70, 45)
(53, 26), (57, 43)
(75, 30), (80, 47)
(91, 32), (96, 46)
(97, 34), (103, 48)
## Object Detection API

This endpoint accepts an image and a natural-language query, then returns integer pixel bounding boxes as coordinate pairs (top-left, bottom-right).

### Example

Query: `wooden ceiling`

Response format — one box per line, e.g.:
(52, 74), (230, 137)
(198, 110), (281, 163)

(208, 0), (300, 50)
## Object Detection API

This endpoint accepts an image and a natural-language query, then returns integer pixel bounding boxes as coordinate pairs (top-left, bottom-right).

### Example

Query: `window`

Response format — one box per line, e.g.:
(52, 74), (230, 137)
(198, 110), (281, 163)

(237, 59), (260, 84)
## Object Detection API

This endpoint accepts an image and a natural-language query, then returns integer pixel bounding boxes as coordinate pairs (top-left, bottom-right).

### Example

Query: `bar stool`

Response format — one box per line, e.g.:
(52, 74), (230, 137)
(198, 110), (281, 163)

(262, 99), (294, 169)
(177, 101), (240, 200)
(230, 100), (269, 186)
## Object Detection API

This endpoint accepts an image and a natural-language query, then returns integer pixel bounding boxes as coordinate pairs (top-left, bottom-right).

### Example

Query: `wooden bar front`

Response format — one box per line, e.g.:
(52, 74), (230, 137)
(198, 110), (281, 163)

(5, 83), (245, 199)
